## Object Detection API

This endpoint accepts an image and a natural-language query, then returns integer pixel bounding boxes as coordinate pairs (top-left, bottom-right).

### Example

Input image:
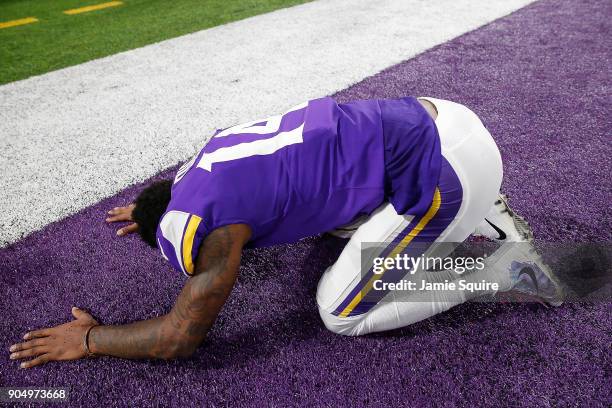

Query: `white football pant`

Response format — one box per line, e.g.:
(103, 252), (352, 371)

(316, 97), (509, 336)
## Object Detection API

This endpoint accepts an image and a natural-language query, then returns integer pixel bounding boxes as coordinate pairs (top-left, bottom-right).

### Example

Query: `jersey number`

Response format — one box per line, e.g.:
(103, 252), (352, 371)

(197, 102), (307, 172)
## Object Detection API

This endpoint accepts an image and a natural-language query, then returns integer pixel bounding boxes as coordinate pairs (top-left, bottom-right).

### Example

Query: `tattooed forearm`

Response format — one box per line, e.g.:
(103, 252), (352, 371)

(89, 224), (250, 360)
(88, 317), (168, 359)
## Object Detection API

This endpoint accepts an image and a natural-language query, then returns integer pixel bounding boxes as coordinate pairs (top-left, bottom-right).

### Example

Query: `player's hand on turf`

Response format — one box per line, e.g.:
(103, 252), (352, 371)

(9, 307), (99, 368)
(106, 204), (138, 236)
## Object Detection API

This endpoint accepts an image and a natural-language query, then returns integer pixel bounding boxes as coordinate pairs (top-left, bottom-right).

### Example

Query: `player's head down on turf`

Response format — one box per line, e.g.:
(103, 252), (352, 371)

(131, 179), (173, 247)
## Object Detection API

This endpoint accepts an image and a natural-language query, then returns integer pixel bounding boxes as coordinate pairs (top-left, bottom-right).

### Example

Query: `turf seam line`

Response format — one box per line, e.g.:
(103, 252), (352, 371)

(63, 1), (123, 15)
(0, 17), (38, 29)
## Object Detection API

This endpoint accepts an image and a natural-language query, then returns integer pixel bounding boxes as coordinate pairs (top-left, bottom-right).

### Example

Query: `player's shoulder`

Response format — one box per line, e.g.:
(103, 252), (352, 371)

(156, 167), (242, 276)
(156, 167), (213, 276)
(156, 208), (208, 276)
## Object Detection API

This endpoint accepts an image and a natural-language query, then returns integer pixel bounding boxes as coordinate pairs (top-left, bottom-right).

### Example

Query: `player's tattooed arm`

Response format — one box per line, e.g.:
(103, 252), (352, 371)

(9, 224), (250, 367)
(89, 224), (250, 359)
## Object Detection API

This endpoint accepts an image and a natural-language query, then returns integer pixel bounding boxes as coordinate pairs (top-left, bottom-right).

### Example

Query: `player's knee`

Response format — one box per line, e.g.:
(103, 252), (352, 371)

(317, 306), (365, 337)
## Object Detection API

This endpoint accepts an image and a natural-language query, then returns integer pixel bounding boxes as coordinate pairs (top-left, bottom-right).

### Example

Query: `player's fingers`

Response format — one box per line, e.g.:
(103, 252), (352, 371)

(71, 306), (95, 322)
(19, 354), (50, 369)
(106, 208), (134, 222)
(23, 329), (50, 340)
(107, 205), (133, 215)
(10, 346), (48, 361)
(117, 223), (138, 236)
(125, 223), (138, 232)
(105, 214), (125, 222)
(9, 338), (46, 352)
(107, 207), (129, 215)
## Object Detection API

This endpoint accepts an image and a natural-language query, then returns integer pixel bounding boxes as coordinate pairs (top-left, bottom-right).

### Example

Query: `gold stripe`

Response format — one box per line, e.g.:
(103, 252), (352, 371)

(182, 215), (202, 275)
(0, 17), (38, 30)
(64, 1), (123, 15)
(338, 188), (442, 317)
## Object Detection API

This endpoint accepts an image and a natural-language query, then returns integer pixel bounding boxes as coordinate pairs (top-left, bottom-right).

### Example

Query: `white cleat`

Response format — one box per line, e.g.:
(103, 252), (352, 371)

(474, 194), (533, 243)
(488, 242), (564, 306)
(475, 197), (564, 306)
(507, 244), (564, 307)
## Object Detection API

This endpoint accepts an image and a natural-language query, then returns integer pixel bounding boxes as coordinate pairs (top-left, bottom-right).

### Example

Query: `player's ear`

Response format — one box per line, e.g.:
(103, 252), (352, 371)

(131, 180), (173, 247)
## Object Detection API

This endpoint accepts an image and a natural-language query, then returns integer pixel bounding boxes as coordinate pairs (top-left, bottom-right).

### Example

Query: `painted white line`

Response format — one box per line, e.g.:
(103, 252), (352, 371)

(0, 0), (535, 246)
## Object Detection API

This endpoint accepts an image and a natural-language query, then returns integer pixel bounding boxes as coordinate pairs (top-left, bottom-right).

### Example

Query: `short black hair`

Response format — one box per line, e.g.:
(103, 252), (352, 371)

(132, 180), (173, 247)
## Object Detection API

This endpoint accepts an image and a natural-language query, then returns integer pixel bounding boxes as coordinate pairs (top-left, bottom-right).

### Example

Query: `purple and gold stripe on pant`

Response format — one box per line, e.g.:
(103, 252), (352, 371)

(333, 157), (463, 318)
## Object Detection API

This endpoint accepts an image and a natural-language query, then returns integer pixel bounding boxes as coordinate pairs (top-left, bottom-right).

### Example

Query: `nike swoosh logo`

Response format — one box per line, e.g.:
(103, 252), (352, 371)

(485, 218), (507, 240)
(518, 267), (539, 294)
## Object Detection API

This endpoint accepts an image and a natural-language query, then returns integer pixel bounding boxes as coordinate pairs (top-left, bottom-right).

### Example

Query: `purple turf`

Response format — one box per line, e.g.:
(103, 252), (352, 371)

(1, 0), (611, 406)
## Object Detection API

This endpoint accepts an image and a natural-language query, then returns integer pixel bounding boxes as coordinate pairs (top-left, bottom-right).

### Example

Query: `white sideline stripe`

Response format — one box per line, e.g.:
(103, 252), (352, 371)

(0, 0), (535, 246)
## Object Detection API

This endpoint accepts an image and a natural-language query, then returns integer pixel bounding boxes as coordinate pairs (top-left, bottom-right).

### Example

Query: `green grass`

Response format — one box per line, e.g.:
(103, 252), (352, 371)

(0, 0), (310, 85)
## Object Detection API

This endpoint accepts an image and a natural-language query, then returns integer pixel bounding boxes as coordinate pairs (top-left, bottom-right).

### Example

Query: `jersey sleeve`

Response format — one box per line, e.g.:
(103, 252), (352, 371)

(156, 210), (208, 276)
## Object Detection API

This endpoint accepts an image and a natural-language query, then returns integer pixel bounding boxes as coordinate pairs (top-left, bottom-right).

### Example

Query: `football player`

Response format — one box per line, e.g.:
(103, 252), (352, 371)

(10, 96), (563, 367)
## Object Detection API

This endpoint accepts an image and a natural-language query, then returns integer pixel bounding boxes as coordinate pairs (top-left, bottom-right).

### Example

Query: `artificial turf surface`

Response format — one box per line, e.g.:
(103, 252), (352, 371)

(0, 0), (310, 85)
(0, 0), (610, 406)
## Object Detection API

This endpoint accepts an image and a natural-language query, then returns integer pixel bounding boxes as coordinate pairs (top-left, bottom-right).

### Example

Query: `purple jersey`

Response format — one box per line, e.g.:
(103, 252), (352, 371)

(156, 96), (440, 275)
